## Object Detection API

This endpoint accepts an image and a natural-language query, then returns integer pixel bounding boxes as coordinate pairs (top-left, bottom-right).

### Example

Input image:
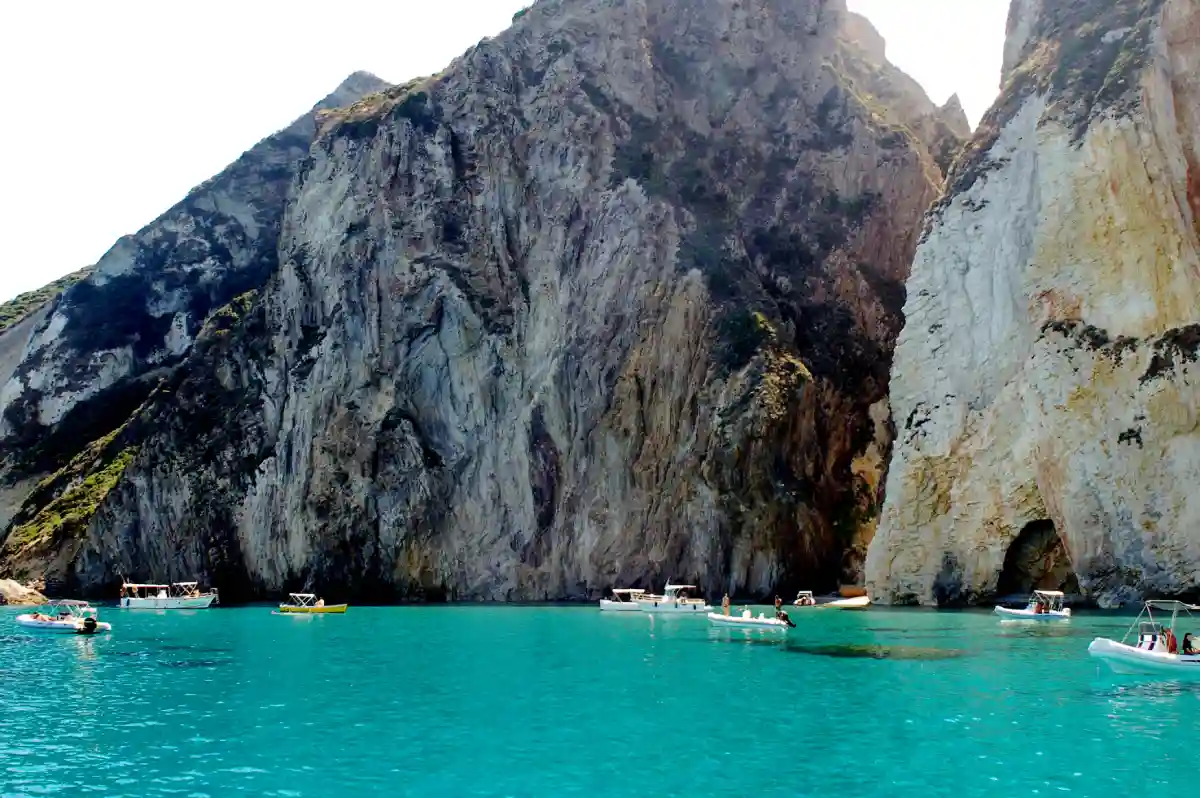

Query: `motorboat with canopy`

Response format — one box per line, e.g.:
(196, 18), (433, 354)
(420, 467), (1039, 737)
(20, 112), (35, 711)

(636, 583), (711, 614)
(599, 588), (647, 612)
(1089, 600), (1200, 676)
(16, 600), (112, 634)
(277, 593), (348, 614)
(119, 581), (219, 609)
(994, 589), (1070, 620)
(792, 591), (816, 607)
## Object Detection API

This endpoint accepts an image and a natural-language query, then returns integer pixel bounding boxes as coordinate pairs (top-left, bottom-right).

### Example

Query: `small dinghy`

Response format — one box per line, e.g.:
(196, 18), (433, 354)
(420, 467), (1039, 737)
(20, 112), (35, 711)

(994, 589), (1071, 620)
(277, 593), (348, 614)
(708, 608), (794, 631)
(16, 600), (112, 635)
(1089, 600), (1200, 677)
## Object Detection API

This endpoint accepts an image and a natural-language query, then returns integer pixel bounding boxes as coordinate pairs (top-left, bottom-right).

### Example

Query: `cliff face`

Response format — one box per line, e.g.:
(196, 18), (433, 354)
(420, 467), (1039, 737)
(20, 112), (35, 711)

(0, 73), (388, 533)
(867, 0), (1200, 606)
(4, 0), (951, 601)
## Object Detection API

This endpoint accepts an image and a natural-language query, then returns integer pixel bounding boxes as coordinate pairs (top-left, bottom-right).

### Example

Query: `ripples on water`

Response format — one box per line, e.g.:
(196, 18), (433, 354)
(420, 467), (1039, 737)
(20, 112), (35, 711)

(0, 606), (1196, 796)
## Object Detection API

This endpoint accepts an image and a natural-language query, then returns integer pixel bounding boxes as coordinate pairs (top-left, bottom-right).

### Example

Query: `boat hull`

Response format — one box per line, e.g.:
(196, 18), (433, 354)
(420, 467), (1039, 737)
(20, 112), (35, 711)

(707, 612), (790, 631)
(994, 605), (1070, 620)
(1088, 637), (1200, 676)
(119, 595), (218, 610)
(826, 596), (870, 610)
(16, 615), (112, 634)
(636, 600), (711, 614)
(278, 604), (348, 614)
(599, 600), (641, 612)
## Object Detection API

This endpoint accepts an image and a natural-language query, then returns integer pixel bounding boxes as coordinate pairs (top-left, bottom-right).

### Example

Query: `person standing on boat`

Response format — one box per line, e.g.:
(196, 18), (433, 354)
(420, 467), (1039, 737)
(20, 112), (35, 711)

(774, 595), (783, 618)
(722, 594), (731, 616)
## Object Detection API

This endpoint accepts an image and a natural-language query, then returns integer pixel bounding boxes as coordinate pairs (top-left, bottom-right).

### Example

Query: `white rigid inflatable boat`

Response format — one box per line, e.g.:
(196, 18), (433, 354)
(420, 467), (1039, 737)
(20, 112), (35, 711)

(16, 600), (112, 635)
(708, 609), (792, 631)
(1089, 600), (1200, 677)
(994, 589), (1071, 620)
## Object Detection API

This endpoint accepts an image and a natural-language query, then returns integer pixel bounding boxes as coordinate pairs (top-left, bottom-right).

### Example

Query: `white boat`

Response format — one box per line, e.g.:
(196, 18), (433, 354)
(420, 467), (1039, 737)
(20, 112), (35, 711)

(636, 583), (711, 614)
(793, 591), (817, 607)
(708, 608), (792, 631)
(994, 589), (1071, 620)
(825, 595), (871, 610)
(1089, 600), (1200, 677)
(599, 588), (647, 612)
(118, 581), (219, 609)
(16, 600), (112, 635)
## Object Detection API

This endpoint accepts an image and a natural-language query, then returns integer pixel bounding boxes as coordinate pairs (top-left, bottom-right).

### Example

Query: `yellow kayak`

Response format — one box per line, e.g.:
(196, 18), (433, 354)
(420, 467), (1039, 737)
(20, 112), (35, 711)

(277, 593), (348, 614)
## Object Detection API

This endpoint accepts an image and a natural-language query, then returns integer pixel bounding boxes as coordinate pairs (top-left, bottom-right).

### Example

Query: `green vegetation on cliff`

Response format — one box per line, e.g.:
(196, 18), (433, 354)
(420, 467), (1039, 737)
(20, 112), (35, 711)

(6, 430), (138, 553)
(0, 269), (90, 335)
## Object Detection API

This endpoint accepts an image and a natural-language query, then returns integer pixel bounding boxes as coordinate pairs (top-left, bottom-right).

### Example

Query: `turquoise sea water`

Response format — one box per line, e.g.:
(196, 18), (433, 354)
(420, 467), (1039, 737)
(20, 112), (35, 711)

(0, 604), (1196, 796)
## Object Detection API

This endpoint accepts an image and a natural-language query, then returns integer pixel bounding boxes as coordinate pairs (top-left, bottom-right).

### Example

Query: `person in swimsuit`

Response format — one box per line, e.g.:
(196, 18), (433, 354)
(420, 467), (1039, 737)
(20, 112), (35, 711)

(722, 594), (731, 616)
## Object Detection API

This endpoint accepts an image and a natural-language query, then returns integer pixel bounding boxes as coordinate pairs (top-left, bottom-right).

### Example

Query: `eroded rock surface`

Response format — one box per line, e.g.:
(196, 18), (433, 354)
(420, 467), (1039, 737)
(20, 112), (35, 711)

(867, 0), (1200, 607)
(4, 0), (955, 601)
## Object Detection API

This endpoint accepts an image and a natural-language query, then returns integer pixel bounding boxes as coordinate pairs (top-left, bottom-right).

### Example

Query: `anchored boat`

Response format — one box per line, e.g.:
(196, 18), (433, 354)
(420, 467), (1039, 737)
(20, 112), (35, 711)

(708, 608), (793, 631)
(119, 581), (219, 609)
(16, 600), (112, 635)
(824, 595), (871, 610)
(277, 593), (348, 614)
(994, 589), (1070, 620)
(1089, 600), (1200, 676)
(599, 588), (646, 612)
(792, 591), (817, 607)
(636, 583), (711, 614)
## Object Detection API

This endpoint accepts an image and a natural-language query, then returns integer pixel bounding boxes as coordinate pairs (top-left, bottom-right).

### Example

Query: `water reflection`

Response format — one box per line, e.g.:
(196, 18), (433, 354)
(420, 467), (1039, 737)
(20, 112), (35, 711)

(785, 643), (969, 660)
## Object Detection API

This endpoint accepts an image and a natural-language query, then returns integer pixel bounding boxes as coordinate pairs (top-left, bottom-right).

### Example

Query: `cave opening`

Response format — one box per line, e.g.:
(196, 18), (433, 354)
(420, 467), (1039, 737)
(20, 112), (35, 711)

(996, 519), (1080, 597)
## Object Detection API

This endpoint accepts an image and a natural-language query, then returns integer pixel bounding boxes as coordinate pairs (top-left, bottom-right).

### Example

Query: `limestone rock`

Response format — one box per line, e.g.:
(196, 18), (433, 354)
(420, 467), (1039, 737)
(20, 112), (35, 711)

(866, 0), (1200, 607)
(0, 578), (45, 605)
(5, 0), (945, 601)
(0, 72), (388, 501)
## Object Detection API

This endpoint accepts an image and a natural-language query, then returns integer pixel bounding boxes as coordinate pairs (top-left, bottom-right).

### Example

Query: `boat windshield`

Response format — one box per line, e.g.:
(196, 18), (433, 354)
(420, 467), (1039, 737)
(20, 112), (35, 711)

(123, 583), (169, 598)
(1121, 600), (1200, 645)
(44, 601), (91, 617)
(1031, 590), (1065, 611)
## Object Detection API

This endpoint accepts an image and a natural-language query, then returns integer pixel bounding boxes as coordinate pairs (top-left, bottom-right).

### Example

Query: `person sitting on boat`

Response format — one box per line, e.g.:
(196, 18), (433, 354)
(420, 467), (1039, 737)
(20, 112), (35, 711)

(1164, 627), (1179, 654)
(315, 598), (325, 608)
(1183, 633), (1197, 655)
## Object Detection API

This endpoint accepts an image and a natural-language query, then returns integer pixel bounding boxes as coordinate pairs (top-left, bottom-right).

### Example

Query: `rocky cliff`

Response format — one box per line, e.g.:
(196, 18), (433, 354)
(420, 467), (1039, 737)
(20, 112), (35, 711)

(0, 73), (388, 532)
(3, 0), (954, 601)
(866, 0), (1200, 606)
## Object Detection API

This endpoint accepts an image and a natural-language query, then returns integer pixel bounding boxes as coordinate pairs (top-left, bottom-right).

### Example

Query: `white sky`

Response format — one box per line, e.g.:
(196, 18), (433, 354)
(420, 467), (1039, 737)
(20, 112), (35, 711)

(0, 0), (1008, 303)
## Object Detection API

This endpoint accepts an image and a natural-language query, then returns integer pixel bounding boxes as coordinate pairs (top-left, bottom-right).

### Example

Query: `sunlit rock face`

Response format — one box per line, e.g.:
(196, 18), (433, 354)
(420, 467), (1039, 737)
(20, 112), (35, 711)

(3, 0), (953, 601)
(867, 0), (1200, 607)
